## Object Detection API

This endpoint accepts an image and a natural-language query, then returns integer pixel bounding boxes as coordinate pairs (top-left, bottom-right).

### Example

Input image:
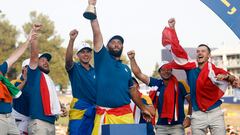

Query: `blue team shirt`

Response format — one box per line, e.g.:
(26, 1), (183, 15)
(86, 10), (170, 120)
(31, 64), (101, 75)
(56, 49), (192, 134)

(67, 62), (96, 104)
(12, 76), (29, 116)
(149, 77), (188, 125)
(94, 46), (133, 108)
(25, 67), (56, 124)
(0, 61), (11, 114)
(186, 68), (222, 111)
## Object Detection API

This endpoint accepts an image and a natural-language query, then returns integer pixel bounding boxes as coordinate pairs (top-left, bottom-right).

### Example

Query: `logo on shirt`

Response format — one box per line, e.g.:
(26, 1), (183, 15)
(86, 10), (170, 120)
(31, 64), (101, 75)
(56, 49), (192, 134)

(93, 75), (96, 79)
(124, 68), (128, 73)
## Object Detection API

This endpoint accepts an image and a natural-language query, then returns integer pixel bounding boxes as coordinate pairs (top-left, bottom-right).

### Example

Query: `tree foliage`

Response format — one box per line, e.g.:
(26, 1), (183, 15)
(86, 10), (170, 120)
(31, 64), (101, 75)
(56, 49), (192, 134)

(151, 62), (160, 78)
(0, 13), (19, 80)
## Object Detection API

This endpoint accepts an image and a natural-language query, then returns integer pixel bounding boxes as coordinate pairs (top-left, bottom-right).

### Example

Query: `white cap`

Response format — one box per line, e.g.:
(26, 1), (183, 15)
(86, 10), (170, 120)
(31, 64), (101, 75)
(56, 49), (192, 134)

(21, 58), (30, 68)
(77, 42), (92, 54)
(158, 61), (169, 69)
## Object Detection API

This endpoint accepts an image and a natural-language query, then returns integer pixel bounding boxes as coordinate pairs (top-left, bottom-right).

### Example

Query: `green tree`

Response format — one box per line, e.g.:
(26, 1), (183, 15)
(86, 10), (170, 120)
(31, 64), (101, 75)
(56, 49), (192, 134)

(0, 13), (19, 79)
(151, 62), (160, 78)
(22, 11), (68, 88)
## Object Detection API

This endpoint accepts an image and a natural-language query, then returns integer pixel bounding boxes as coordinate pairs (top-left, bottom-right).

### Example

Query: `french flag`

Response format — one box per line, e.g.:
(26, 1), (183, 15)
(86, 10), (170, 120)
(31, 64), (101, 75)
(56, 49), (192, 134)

(162, 27), (229, 111)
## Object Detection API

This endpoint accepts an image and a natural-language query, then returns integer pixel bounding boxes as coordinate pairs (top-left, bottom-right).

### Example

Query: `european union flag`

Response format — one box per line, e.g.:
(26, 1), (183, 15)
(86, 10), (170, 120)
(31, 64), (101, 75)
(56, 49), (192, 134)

(201, 0), (240, 39)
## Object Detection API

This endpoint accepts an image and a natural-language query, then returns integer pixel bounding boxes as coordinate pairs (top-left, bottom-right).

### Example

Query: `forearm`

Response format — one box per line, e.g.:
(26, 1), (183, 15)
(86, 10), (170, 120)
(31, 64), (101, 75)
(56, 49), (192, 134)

(130, 87), (146, 111)
(17, 80), (27, 90)
(29, 39), (39, 69)
(6, 40), (29, 69)
(186, 95), (192, 115)
(187, 102), (192, 115)
(130, 58), (149, 84)
(130, 58), (141, 75)
(91, 19), (103, 52)
(65, 39), (74, 70)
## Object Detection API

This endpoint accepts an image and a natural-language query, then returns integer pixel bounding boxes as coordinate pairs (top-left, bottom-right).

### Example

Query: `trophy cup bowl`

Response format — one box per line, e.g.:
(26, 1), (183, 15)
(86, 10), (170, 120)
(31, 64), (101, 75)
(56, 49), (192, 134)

(83, 4), (96, 20)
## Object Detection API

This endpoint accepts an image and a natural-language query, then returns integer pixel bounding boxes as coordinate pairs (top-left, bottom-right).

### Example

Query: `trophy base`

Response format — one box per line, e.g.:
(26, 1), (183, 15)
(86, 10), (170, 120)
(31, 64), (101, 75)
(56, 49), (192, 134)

(83, 12), (96, 20)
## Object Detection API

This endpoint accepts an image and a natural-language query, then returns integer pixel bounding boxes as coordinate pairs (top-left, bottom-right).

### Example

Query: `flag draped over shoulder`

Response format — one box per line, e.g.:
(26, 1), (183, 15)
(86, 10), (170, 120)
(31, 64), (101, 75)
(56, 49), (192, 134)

(0, 74), (21, 103)
(160, 75), (179, 123)
(161, 27), (229, 111)
(40, 73), (61, 116)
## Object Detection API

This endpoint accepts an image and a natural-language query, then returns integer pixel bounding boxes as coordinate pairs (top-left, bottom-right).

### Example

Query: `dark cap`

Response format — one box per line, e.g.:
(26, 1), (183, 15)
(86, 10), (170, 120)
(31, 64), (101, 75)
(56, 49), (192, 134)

(107, 35), (124, 45)
(39, 53), (52, 62)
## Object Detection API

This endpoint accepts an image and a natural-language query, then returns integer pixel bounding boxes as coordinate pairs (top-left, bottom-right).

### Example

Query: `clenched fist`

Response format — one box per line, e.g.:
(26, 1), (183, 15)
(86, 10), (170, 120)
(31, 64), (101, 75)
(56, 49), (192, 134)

(88, 0), (96, 6)
(127, 50), (135, 60)
(32, 23), (42, 32)
(27, 23), (42, 42)
(168, 18), (175, 29)
(69, 29), (78, 40)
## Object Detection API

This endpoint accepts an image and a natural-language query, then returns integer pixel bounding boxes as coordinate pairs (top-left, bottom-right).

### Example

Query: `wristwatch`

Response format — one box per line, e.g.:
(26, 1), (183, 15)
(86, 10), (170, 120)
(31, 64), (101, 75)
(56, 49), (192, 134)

(186, 115), (191, 119)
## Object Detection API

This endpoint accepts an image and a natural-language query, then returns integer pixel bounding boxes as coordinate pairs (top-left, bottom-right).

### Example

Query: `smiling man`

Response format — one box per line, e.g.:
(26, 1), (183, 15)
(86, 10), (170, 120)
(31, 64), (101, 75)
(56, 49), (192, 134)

(65, 29), (96, 135)
(26, 24), (64, 135)
(162, 18), (236, 135)
(86, 0), (154, 134)
(128, 50), (192, 135)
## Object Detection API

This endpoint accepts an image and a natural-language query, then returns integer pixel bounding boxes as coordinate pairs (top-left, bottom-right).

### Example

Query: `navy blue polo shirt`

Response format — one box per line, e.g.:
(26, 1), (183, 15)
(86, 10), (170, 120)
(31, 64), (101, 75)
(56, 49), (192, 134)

(94, 46), (133, 108)
(0, 61), (11, 114)
(25, 67), (56, 124)
(67, 62), (96, 104)
(186, 68), (222, 111)
(12, 76), (29, 116)
(149, 77), (188, 125)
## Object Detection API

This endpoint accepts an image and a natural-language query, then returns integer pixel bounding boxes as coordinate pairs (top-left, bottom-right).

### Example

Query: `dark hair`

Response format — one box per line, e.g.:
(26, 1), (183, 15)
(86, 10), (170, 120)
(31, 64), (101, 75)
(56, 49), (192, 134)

(198, 44), (211, 54)
(132, 77), (139, 85)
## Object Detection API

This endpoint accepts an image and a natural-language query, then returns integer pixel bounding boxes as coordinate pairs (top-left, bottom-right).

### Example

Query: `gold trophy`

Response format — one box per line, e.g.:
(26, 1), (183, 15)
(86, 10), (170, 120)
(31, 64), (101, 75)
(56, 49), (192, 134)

(83, 4), (96, 20)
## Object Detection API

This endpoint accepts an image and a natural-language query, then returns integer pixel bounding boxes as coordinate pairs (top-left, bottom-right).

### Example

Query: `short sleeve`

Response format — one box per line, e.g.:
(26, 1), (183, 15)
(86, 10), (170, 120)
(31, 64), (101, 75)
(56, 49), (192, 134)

(0, 61), (8, 75)
(149, 77), (162, 87)
(67, 62), (77, 74)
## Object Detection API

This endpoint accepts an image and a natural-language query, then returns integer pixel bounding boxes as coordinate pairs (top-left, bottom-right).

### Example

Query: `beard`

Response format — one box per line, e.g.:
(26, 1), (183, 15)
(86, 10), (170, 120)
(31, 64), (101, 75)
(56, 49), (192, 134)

(39, 66), (50, 74)
(108, 48), (123, 57)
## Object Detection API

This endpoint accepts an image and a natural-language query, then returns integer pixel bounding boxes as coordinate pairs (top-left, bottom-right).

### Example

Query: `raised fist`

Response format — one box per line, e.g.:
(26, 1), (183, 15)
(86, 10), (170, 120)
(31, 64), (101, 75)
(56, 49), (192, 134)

(32, 23), (42, 32)
(89, 0), (96, 6)
(168, 18), (175, 29)
(127, 50), (135, 60)
(27, 23), (42, 41)
(69, 29), (78, 40)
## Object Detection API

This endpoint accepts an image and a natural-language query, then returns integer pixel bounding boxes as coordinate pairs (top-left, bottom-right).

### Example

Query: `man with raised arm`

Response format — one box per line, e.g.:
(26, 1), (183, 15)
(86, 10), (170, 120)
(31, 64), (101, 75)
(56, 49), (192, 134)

(128, 51), (192, 135)
(162, 18), (236, 135)
(26, 24), (65, 135)
(86, 0), (154, 134)
(66, 29), (96, 135)
(0, 27), (34, 135)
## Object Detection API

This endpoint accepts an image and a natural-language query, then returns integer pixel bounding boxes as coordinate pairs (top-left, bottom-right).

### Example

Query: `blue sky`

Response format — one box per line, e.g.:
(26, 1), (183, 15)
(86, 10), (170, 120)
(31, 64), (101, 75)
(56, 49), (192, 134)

(1, 0), (239, 75)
